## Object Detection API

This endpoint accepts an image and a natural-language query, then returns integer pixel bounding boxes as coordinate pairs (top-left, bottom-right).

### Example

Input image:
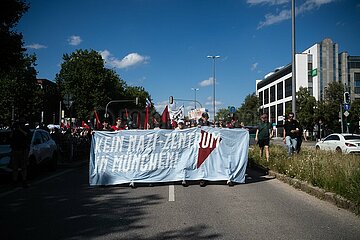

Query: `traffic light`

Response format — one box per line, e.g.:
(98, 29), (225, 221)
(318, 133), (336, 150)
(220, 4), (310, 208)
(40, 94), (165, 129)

(344, 92), (350, 104)
(169, 96), (174, 104)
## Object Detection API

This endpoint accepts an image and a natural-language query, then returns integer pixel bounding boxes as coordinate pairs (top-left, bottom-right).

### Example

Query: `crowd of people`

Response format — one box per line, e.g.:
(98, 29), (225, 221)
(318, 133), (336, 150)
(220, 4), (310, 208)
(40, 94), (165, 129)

(98, 112), (246, 132)
(7, 111), (309, 188)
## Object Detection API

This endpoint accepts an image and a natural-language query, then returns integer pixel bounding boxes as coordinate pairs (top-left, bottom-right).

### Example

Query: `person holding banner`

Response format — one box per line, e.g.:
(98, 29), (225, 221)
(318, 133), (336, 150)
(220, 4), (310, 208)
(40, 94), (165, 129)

(112, 118), (125, 131)
(101, 119), (113, 131)
(199, 112), (212, 127)
(255, 114), (273, 162)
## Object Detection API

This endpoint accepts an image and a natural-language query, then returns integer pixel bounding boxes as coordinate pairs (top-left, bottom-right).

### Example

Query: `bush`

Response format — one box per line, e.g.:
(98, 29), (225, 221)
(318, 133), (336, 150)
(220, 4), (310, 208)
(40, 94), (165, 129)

(249, 144), (360, 205)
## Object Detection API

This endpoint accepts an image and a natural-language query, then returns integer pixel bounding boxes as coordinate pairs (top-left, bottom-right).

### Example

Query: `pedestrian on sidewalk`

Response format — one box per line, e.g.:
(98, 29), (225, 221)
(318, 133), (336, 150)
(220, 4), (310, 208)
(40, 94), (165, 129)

(255, 114), (273, 162)
(283, 112), (300, 156)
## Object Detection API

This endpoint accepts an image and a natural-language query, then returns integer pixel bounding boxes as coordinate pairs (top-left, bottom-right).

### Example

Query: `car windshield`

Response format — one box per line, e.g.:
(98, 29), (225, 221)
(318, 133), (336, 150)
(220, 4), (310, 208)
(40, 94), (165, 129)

(344, 135), (360, 140)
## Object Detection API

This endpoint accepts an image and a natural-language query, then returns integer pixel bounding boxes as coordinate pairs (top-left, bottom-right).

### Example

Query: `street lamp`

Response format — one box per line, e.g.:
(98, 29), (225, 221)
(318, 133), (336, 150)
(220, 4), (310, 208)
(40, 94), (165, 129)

(191, 88), (199, 109)
(291, 0), (296, 117)
(207, 55), (220, 122)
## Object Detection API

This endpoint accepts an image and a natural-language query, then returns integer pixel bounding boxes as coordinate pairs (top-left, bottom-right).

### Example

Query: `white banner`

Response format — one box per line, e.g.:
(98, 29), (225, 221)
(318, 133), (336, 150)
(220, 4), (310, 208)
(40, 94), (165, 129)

(89, 127), (249, 186)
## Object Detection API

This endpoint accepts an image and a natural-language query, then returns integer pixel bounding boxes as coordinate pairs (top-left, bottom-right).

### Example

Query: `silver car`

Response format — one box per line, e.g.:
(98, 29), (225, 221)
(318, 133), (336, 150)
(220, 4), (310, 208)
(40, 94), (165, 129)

(315, 133), (360, 154)
(0, 129), (58, 176)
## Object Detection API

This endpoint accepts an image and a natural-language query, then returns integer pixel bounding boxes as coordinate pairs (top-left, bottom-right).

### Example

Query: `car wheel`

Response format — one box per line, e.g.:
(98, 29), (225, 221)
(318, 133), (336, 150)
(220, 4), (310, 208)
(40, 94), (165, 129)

(315, 146), (320, 151)
(336, 147), (342, 154)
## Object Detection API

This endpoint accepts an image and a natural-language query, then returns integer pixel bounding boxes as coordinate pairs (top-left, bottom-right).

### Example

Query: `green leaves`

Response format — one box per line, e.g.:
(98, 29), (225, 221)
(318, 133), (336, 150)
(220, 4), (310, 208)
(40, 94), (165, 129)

(0, 0), (38, 124)
(296, 87), (316, 132)
(55, 49), (151, 120)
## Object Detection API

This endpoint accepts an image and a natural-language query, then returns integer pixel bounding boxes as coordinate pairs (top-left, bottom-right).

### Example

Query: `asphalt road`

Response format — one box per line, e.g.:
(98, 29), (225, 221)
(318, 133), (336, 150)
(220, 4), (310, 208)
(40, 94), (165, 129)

(1, 164), (359, 240)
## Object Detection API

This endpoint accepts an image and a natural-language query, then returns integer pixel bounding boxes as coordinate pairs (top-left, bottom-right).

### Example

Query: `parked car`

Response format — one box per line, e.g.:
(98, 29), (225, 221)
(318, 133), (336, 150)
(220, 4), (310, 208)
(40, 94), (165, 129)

(315, 133), (360, 154)
(0, 129), (58, 177)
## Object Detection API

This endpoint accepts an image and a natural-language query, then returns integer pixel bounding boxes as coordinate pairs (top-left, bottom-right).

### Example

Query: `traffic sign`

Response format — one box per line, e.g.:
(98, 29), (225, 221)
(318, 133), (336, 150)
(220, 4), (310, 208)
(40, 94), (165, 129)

(344, 111), (349, 117)
(229, 106), (236, 113)
(344, 104), (350, 111)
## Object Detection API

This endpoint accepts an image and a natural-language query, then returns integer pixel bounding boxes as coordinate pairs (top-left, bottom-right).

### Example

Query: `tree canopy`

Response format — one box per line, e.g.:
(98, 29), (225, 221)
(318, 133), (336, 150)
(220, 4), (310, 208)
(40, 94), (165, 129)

(55, 49), (152, 121)
(296, 87), (316, 131)
(0, 0), (39, 125)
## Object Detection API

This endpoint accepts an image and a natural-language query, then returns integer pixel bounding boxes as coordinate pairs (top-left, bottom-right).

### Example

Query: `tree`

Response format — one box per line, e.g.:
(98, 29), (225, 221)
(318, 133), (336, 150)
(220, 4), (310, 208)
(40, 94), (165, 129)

(238, 93), (260, 126)
(314, 82), (344, 134)
(296, 87), (316, 132)
(55, 49), (126, 120)
(0, 0), (39, 125)
(124, 86), (151, 109)
(216, 108), (231, 122)
(346, 99), (360, 133)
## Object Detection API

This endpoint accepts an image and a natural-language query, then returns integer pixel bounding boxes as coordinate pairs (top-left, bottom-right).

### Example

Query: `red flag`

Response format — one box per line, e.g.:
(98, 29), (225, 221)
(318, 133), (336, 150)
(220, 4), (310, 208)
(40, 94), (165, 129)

(125, 108), (129, 119)
(161, 105), (170, 128)
(144, 106), (149, 130)
(94, 110), (101, 130)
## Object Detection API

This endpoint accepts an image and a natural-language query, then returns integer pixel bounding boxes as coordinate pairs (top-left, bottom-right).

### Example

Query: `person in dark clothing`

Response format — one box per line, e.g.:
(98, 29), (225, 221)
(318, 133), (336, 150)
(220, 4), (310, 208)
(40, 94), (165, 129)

(199, 112), (212, 127)
(296, 124), (308, 153)
(255, 114), (274, 161)
(10, 120), (30, 187)
(283, 112), (300, 156)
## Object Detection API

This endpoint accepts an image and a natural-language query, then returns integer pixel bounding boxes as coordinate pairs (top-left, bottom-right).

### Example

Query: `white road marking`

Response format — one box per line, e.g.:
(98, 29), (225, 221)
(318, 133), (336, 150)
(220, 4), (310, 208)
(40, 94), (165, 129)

(169, 184), (175, 201)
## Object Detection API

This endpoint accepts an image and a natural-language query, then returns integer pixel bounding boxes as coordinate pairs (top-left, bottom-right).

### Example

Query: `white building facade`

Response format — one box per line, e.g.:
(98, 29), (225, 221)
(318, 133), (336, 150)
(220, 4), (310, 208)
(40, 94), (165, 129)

(255, 38), (359, 137)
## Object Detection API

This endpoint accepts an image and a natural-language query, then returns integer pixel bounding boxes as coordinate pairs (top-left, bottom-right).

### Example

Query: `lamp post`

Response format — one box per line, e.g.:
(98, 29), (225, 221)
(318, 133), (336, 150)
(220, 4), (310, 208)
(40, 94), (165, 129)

(191, 88), (199, 109)
(207, 55), (220, 121)
(291, 0), (296, 117)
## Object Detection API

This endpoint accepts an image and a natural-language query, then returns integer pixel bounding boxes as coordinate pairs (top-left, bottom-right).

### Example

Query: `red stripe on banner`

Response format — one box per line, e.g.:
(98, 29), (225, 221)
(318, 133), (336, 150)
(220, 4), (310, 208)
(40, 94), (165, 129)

(197, 130), (222, 168)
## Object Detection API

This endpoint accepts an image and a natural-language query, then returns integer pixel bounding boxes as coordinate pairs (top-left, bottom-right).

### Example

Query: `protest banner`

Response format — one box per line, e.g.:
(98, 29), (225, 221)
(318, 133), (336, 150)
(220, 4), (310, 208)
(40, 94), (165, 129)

(89, 127), (249, 186)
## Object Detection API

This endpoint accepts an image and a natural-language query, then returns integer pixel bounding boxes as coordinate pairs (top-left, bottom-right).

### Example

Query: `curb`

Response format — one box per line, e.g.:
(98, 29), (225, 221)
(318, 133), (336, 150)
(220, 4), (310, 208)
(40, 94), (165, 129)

(268, 170), (360, 215)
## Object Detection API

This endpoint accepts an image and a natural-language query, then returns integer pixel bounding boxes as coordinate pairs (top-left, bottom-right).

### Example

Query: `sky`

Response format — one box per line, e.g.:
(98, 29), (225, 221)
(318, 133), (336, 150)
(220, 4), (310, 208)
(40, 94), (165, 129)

(17, 0), (360, 116)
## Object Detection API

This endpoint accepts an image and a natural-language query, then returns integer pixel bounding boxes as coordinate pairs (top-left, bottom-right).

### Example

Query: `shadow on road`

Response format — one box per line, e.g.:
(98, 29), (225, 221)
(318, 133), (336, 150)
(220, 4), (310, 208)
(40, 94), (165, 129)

(0, 165), (223, 240)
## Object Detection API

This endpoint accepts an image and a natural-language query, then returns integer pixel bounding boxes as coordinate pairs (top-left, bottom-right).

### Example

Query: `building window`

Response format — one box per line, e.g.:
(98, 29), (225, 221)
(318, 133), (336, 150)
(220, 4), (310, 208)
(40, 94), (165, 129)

(270, 105), (276, 124)
(259, 91), (263, 105)
(277, 103), (283, 125)
(277, 82), (283, 100)
(285, 77), (292, 97)
(264, 88), (269, 104)
(264, 107), (269, 116)
(270, 85), (275, 103)
(355, 73), (360, 81)
(354, 73), (360, 94)
(285, 101), (292, 114)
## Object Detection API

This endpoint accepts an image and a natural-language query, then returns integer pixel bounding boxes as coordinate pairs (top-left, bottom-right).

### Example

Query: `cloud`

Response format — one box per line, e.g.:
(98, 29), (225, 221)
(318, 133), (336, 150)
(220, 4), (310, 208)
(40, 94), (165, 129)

(100, 50), (150, 69)
(25, 43), (47, 49)
(247, 0), (289, 6)
(199, 77), (214, 87)
(68, 35), (82, 46)
(205, 100), (222, 106)
(257, 9), (291, 29)
(205, 96), (222, 106)
(154, 100), (169, 113)
(256, 0), (336, 29)
(251, 62), (259, 71)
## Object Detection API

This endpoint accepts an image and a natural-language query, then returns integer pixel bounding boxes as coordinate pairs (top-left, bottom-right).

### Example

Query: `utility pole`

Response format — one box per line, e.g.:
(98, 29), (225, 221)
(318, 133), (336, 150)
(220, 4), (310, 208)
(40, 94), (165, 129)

(291, 0), (296, 117)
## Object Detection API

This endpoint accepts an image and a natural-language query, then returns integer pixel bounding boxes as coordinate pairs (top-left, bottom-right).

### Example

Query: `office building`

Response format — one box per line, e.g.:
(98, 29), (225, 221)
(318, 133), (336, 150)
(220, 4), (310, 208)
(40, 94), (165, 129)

(255, 38), (360, 135)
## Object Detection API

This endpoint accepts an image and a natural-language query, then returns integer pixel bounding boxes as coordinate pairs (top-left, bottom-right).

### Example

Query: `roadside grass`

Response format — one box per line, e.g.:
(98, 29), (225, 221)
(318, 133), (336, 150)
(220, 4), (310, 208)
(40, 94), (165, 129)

(248, 144), (360, 205)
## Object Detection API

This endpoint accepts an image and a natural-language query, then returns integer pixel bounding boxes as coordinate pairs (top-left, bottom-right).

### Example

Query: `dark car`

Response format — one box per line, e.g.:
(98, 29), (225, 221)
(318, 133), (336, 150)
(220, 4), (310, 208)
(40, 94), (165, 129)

(0, 129), (58, 177)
